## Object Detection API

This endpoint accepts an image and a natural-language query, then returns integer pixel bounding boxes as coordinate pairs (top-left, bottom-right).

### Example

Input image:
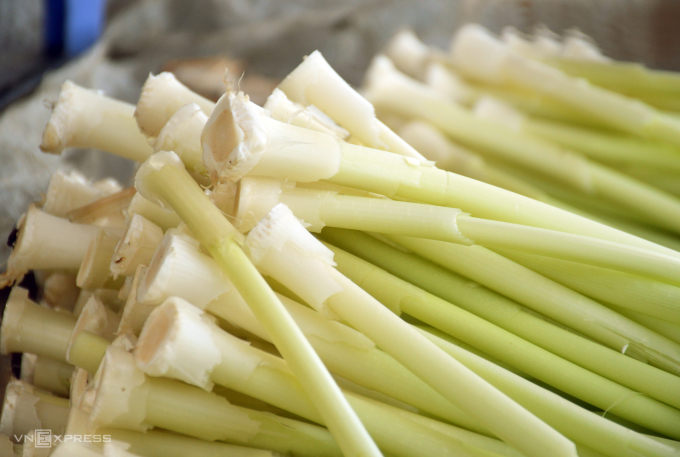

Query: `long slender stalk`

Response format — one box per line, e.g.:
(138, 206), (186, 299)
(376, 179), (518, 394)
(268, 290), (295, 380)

(499, 250), (680, 324)
(387, 233), (680, 374)
(278, 50), (424, 159)
(0, 287), (76, 362)
(365, 55), (680, 234)
(523, 117), (680, 171)
(244, 203), (577, 457)
(90, 347), (342, 457)
(101, 428), (275, 457)
(126, 230), (487, 434)
(397, 121), (549, 201)
(321, 236), (680, 436)
(607, 306), (680, 347)
(133, 151), (381, 457)
(450, 25), (680, 146)
(68, 331), (110, 373)
(416, 328), (678, 457)
(321, 228), (680, 410)
(40, 81), (152, 162)
(200, 84), (680, 261)
(135, 297), (496, 457)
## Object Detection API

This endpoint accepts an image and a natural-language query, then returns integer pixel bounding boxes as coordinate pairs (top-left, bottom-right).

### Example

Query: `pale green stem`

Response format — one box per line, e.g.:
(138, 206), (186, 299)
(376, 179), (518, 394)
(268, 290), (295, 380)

(101, 428), (275, 457)
(321, 228), (680, 411)
(245, 205), (577, 457)
(417, 327), (678, 457)
(365, 61), (680, 234)
(67, 331), (110, 373)
(126, 194), (181, 232)
(544, 58), (680, 99)
(523, 117), (680, 171)
(137, 306), (495, 457)
(607, 306), (680, 346)
(498, 250), (680, 324)
(32, 357), (73, 397)
(456, 216), (680, 285)
(386, 233), (680, 375)
(0, 287), (76, 362)
(323, 238), (680, 438)
(135, 153), (380, 457)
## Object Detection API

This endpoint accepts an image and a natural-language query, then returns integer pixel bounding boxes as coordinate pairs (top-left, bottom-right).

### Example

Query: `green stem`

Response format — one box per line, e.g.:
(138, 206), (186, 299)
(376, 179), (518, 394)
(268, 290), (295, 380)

(135, 152), (380, 457)
(322, 237), (680, 438)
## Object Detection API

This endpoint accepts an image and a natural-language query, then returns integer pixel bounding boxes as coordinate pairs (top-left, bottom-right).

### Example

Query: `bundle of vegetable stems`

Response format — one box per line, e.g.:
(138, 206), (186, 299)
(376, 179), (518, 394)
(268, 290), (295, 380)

(2, 23), (680, 457)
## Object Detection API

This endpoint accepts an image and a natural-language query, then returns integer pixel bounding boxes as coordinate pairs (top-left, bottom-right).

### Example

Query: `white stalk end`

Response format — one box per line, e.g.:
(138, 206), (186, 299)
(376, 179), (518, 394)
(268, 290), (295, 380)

(137, 232), (231, 308)
(384, 29), (432, 80)
(205, 181), (238, 219)
(0, 380), (68, 439)
(234, 177), (288, 233)
(76, 228), (122, 290)
(43, 170), (119, 218)
(279, 50), (385, 149)
(42, 272), (79, 311)
(20, 353), (37, 384)
(472, 96), (526, 131)
(133, 151), (186, 209)
(501, 27), (562, 60)
(201, 91), (268, 182)
(69, 295), (121, 355)
(424, 63), (476, 104)
(135, 72), (215, 138)
(90, 347), (152, 432)
(264, 88), (349, 139)
(125, 193), (181, 232)
(1, 205), (97, 287)
(245, 203), (343, 317)
(135, 297), (221, 391)
(110, 214), (164, 279)
(450, 25), (508, 84)
(153, 103), (208, 174)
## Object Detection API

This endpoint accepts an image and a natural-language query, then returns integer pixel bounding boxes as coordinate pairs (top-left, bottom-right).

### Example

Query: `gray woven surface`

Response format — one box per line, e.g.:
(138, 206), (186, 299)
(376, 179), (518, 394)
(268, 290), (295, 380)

(1, 0), (679, 265)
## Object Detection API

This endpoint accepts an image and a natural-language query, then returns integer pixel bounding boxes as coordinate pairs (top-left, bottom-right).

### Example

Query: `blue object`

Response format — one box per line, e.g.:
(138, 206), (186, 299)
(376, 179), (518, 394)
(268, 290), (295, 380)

(44, 0), (106, 57)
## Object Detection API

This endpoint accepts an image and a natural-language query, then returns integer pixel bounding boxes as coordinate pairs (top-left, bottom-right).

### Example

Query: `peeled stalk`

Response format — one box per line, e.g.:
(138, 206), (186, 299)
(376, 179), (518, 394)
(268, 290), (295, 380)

(43, 170), (121, 218)
(365, 55), (680, 235)
(417, 329), (679, 457)
(42, 271), (79, 311)
(0, 380), (69, 439)
(133, 151), (381, 457)
(450, 25), (680, 146)
(397, 121), (549, 201)
(264, 88), (349, 139)
(68, 331), (110, 373)
(136, 297), (501, 457)
(110, 214), (163, 279)
(200, 84), (680, 262)
(66, 187), (134, 228)
(30, 356), (73, 397)
(278, 50), (425, 159)
(499, 250), (680, 324)
(608, 307), (680, 347)
(125, 193), (180, 231)
(40, 81), (153, 162)
(0, 287), (76, 363)
(134, 72), (215, 138)
(77, 229), (123, 290)
(0, 205), (98, 287)
(152, 103), (208, 175)
(90, 347), (343, 457)
(244, 203), (577, 457)
(69, 295), (121, 353)
(322, 236), (680, 436)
